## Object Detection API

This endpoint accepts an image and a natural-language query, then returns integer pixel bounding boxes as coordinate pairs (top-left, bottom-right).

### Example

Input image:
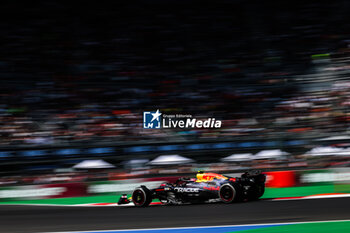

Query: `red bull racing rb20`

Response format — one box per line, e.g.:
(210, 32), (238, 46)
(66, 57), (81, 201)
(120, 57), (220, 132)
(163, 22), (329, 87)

(119, 171), (266, 207)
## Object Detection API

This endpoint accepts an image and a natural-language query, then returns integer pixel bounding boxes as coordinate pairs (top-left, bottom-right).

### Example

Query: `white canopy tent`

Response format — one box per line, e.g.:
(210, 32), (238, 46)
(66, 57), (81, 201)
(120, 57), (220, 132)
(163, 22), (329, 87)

(254, 149), (289, 160)
(73, 159), (115, 169)
(221, 153), (253, 162)
(316, 136), (350, 141)
(148, 154), (194, 165)
(331, 148), (350, 157)
(305, 146), (345, 157)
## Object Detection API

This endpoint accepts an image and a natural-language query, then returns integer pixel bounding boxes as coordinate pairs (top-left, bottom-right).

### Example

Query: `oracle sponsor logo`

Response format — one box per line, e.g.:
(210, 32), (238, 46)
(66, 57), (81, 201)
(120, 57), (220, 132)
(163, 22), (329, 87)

(174, 187), (199, 193)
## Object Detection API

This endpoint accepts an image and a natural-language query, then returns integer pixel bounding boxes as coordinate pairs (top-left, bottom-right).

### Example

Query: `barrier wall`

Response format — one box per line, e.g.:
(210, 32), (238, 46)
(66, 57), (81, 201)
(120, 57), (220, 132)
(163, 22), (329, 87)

(1, 169), (350, 201)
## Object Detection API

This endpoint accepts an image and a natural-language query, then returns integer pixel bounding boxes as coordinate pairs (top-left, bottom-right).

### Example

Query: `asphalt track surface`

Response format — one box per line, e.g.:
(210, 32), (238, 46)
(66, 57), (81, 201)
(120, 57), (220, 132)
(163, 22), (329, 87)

(0, 198), (350, 233)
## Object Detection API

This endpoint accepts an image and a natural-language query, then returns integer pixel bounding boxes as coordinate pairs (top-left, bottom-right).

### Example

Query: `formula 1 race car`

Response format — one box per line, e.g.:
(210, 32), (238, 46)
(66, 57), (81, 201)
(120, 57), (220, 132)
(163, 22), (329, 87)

(121, 171), (266, 207)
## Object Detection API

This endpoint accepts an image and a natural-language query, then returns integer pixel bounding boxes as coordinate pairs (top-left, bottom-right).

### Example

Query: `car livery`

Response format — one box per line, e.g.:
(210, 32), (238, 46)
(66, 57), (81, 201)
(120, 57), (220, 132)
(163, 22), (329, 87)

(120, 170), (266, 207)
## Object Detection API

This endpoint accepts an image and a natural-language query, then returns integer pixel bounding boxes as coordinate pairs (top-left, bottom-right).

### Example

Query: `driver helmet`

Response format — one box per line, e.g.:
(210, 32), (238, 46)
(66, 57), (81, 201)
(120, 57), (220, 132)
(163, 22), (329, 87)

(196, 170), (205, 182)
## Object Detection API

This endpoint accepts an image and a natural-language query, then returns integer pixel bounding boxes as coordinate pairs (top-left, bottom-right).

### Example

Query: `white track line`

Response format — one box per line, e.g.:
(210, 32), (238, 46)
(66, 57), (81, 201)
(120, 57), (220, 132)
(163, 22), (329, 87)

(271, 193), (350, 201)
(41, 219), (350, 233)
(304, 194), (350, 199)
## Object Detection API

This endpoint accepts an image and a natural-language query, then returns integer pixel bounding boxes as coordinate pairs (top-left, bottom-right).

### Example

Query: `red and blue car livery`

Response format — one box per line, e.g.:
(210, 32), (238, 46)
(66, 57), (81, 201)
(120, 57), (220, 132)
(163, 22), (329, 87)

(126, 171), (266, 207)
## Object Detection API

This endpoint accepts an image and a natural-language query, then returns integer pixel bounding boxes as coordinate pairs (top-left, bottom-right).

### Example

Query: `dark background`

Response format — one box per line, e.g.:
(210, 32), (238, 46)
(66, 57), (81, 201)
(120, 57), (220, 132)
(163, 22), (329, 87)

(0, 0), (350, 178)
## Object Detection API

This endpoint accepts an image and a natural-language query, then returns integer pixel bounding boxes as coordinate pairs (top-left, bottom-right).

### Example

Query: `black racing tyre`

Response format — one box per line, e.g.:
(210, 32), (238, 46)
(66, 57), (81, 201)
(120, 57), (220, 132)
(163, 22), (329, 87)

(132, 186), (152, 207)
(219, 183), (237, 203)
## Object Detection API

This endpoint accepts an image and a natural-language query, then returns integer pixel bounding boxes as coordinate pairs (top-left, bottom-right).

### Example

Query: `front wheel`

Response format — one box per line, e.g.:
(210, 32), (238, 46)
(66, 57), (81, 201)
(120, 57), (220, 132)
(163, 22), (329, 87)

(132, 186), (152, 207)
(219, 183), (238, 203)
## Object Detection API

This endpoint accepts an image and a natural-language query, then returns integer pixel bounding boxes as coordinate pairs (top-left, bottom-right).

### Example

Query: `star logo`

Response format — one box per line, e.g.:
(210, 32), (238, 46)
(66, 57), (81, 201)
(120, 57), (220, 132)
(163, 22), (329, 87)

(151, 109), (162, 122)
(143, 110), (162, 129)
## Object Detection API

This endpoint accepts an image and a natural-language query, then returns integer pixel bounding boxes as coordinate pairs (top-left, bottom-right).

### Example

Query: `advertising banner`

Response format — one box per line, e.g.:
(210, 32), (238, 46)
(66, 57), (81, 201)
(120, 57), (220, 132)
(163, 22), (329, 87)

(3, 169), (350, 202)
(265, 171), (296, 188)
(42, 183), (88, 198)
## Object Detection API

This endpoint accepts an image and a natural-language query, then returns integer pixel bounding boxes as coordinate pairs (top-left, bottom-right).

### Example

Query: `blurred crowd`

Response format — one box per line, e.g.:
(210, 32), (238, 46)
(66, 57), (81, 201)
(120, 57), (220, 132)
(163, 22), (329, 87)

(1, 1), (350, 147)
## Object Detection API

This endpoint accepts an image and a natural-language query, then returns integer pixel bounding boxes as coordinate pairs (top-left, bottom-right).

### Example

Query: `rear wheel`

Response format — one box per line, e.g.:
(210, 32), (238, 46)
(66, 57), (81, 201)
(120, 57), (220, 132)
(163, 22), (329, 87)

(219, 183), (237, 203)
(132, 187), (152, 207)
